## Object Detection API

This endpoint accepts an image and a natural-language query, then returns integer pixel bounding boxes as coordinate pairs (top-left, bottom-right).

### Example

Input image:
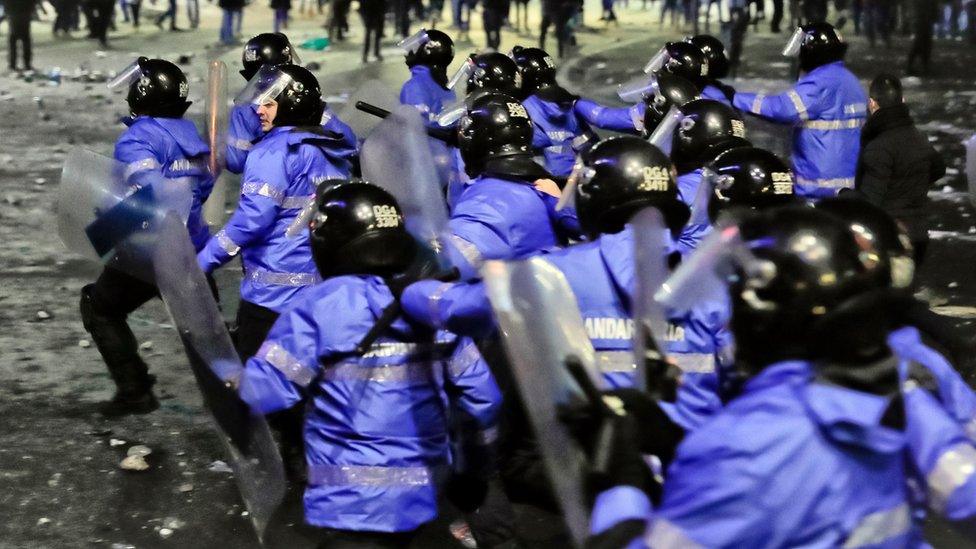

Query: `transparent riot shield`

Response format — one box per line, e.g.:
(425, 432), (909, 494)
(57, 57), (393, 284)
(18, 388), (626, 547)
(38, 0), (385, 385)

(151, 214), (285, 542)
(629, 208), (673, 396)
(482, 257), (603, 547)
(204, 60), (230, 226)
(361, 104), (451, 265)
(336, 79), (399, 139)
(646, 105), (681, 155)
(57, 148), (191, 282)
(965, 133), (976, 209)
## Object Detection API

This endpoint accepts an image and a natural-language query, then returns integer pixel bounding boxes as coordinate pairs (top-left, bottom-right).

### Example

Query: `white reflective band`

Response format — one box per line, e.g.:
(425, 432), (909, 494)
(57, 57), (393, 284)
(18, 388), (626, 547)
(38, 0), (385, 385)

(448, 234), (483, 268)
(751, 94), (766, 115)
(787, 90), (809, 121)
(803, 119), (865, 131)
(475, 425), (499, 445)
(321, 110), (333, 124)
(547, 130), (573, 142)
(227, 136), (253, 151)
(629, 104), (644, 133)
(322, 361), (437, 384)
(241, 181), (285, 202)
(214, 229), (241, 256)
(449, 341), (482, 377)
(124, 158), (161, 179)
(595, 351), (636, 374)
(844, 103), (867, 115)
(427, 282), (455, 328)
(257, 341), (317, 386)
(796, 176), (855, 189)
(571, 133), (591, 151)
(281, 194), (315, 209)
(927, 443), (976, 513)
(842, 504), (911, 548)
(246, 269), (321, 286)
(308, 464), (435, 487)
(672, 352), (716, 374)
(644, 518), (703, 549)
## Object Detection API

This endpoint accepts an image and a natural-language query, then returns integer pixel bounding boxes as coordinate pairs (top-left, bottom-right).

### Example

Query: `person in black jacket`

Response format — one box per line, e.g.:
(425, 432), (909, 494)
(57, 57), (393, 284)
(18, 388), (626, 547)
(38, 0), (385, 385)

(4, 0), (35, 71)
(854, 73), (944, 266)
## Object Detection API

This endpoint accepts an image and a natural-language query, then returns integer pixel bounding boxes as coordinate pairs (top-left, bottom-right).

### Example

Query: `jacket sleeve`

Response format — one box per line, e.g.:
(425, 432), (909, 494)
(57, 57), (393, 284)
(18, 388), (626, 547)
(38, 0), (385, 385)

(589, 486), (654, 549)
(238, 302), (321, 414)
(400, 280), (496, 338)
(321, 108), (360, 159)
(114, 129), (164, 183)
(733, 79), (824, 125)
(448, 204), (516, 271)
(543, 193), (583, 240)
(856, 140), (894, 207)
(444, 338), (502, 432)
(575, 98), (643, 134)
(929, 144), (947, 184)
(225, 104), (263, 175)
(196, 150), (288, 273)
(903, 385), (976, 526)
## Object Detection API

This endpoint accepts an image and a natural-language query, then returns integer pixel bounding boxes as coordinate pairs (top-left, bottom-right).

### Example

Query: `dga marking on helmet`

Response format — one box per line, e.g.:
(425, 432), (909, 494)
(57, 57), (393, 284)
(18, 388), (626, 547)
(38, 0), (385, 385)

(514, 72), (523, 88)
(771, 171), (794, 194)
(372, 205), (401, 228)
(507, 103), (529, 118)
(179, 81), (189, 98)
(544, 56), (556, 68)
(640, 166), (671, 192)
(700, 61), (709, 76)
(731, 119), (746, 138)
(244, 48), (259, 62)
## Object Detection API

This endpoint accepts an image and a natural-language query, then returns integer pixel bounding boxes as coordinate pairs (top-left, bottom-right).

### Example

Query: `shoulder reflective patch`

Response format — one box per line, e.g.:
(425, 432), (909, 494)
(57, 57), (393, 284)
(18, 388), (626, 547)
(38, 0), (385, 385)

(448, 340), (482, 377)
(281, 194), (314, 210)
(256, 341), (317, 387)
(644, 518), (704, 549)
(308, 464), (436, 487)
(842, 504), (911, 548)
(447, 234), (484, 269)
(927, 443), (976, 514)
(124, 158), (162, 180)
(751, 94), (766, 115)
(227, 136), (254, 151)
(241, 181), (285, 203)
(786, 90), (810, 121)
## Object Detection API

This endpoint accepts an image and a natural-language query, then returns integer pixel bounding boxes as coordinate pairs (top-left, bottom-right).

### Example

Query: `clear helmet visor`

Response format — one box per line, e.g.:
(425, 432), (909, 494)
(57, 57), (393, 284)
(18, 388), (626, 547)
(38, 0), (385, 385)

(617, 74), (660, 103)
(782, 27), (806, 57)
(107, 57), (147, 91)
(398, 29), (430, 54)
(447, 58), (475, 90)
(643, 47), (670, 74)
(234, 64), (294, 106)
(647, 105), (682, 156)
(436, 98), (468, 126)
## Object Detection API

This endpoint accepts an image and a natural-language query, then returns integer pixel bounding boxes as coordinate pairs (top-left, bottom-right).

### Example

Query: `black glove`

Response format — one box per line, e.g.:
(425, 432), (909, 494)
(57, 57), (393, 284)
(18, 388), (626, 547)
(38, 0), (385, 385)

(444, 471), (490, 513)
(604, 389), (685, 468)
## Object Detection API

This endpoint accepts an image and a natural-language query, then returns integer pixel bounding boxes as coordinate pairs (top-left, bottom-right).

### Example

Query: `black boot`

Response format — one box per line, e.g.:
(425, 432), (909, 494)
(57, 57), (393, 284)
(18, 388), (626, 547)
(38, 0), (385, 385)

(81, 285), (160, 417)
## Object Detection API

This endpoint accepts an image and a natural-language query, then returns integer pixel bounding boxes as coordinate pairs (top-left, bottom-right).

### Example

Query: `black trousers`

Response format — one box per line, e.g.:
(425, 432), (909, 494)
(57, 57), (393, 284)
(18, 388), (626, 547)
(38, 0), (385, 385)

(315, 529), (416, 548)
(88, 0), (114, 45)
(483, 6), (503, 50)
(7, 11), (32, 70)
(770, 0), (784, 31)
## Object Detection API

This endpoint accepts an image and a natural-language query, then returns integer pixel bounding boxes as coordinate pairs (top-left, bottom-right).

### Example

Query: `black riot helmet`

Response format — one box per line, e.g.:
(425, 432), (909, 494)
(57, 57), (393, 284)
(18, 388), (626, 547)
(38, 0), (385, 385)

(573, 136), (690, 239)
(404, 29), (455, 70)
(269, 64), (325, 127)
(686, 34), (730, 79)
(510, 46), (558, 96)
(671, 99), (747, 173)
(240, 33), (298, 80)
(641, 73), (700, 138)
(730, 206), (899, 372)
(310, 181), (417, 280)
(651, 42), (710, 87)
(454, 52), (522, 97)
(815, 197), (916, 290)
(705, 147), (799, 223)
(784, 23), (848, 73)
(456, 92), (541, 178)
(124, 58), (192, 118)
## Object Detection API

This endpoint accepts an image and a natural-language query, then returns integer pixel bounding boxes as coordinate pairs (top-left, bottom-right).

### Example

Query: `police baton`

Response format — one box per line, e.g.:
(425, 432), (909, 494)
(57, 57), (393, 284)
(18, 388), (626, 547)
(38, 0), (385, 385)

(355, 101), (457, 144)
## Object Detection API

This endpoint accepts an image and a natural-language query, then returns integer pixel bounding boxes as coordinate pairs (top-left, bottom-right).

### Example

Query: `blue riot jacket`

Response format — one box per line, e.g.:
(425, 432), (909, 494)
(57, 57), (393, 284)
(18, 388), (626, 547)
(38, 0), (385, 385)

(115, 116), (215, 251)
(574, 99), (645, 134)
(591, 360), (919, 548)
(674, 170), (712, 255)
(523, 95), (598, 177)
(446, 175), (581, 277)
(402, 228), (731, 430)
(700, 84), (732, 106)
(733, 61), (867, 198)
(197, 126), (348, 312)
(399, 65), (467, 205)
(238, 275), (501, 533)
(225, 104), (358, 175)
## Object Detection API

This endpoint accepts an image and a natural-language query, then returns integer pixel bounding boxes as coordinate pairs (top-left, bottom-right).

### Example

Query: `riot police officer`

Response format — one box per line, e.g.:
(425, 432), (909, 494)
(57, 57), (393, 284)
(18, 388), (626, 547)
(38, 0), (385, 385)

(575, 72), (699, 137)
(238, 181), (501, 547)
(511, 46), (598, 178)
(686, 34), (735, 106)
(226, 33), (357, 176)
(399, 29), (456, 121)
(81, 58), (214, 416)
(729, 23), (867, 198)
